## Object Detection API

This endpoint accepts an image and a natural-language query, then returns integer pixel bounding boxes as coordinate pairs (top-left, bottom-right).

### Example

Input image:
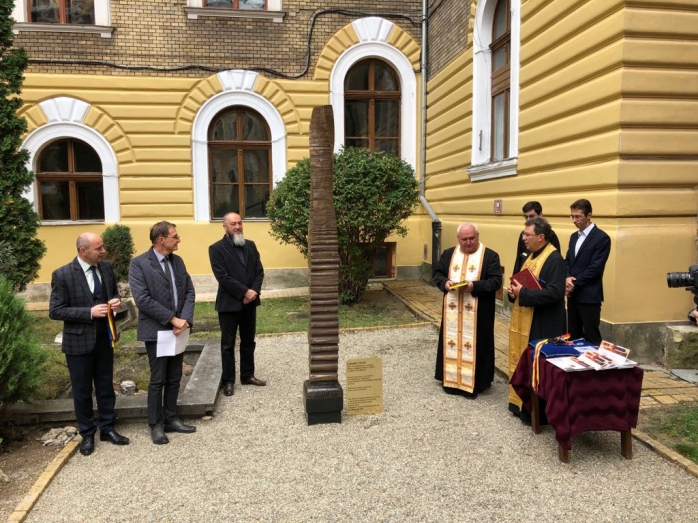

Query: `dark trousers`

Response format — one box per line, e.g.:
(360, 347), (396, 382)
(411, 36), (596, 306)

(65, 332), (116, 437)
(567, 297), (602, 346)
(145, 341), (184, 428)
(219, 308), (257, 384)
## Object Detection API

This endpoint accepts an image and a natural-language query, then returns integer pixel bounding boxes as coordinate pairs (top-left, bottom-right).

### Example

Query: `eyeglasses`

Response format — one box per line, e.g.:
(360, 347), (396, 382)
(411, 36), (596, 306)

(569, 214), (586, 221)
(162, 234), (180, 240)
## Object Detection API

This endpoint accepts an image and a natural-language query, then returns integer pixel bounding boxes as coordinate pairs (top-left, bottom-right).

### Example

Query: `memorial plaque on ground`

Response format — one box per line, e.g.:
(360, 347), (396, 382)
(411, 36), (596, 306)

(346, 357), (383, 415)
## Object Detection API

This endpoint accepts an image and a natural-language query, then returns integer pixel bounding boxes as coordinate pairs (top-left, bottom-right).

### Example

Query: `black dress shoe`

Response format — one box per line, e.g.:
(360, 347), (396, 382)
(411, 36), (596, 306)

(223, 383), (235, 396)
(164, 418), (196, 434)
(100, 429), (130, 445)
(241, 376), (266, 386)
(79, 434), (95, 456)
(151, 425), (169, 445)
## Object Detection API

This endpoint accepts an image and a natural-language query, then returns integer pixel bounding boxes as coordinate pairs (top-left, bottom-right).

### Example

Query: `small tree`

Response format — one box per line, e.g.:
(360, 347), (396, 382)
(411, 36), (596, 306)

(267, 147), (419, 304)
(102, 224), (135, 285)
(0, 0), (46, 292)
(0, 276), (48, 420)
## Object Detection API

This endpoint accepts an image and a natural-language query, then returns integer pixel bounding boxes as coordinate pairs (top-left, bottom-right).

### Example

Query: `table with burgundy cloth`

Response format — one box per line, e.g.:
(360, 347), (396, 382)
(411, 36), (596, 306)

(510, 345), (644, 463)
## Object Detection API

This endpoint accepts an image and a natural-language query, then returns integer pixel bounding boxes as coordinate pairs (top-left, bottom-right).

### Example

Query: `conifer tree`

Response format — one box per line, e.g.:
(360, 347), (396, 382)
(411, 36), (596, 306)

(0, 0), (46, 291)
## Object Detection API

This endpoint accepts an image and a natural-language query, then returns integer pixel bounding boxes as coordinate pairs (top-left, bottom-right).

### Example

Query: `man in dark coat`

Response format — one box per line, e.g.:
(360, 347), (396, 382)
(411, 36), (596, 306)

(129, 221), (196, 444)
(564, 199), (611, 345)
(433, 223), (502, 399)
(507, 217), (566, 416)
(209, 212), (265, 397)
(49, 232), (129, 456)
(512, 201), (561, 275)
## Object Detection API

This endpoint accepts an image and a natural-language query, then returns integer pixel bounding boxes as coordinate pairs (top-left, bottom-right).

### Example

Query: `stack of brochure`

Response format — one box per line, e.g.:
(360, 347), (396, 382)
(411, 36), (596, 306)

(547, 341), (637, 372)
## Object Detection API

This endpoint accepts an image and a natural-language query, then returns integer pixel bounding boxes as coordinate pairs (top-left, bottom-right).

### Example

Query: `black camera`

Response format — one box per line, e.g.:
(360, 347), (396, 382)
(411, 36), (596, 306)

(667, 264), (698, 289)
(667, 265), (698, 322)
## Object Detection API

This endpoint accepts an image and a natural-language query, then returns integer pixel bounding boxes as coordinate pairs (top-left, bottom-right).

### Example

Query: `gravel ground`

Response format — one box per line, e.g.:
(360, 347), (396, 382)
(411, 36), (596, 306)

(27, 326), (698, 522)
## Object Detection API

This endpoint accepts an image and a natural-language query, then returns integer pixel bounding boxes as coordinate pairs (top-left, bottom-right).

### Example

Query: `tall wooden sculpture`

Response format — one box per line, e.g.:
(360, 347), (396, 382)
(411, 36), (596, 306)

(303, 105), (343, 425)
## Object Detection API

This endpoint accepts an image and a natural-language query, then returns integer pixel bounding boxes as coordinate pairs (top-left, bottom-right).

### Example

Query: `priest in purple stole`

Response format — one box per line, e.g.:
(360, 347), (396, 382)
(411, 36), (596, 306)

(434, 223), (502, 399)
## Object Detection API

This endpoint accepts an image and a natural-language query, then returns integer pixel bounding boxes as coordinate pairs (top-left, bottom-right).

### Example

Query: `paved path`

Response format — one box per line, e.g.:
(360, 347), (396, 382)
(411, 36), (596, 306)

(21, 327), (698, 522)
(383, 280), (698, 408)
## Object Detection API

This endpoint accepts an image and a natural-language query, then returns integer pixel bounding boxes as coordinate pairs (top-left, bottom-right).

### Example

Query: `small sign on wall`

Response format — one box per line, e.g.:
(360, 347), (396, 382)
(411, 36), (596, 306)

(494, 199), (503, 215)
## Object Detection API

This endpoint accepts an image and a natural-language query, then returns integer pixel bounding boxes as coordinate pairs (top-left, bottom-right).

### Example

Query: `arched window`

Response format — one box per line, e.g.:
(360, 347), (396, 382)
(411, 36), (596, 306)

(344, 58), (401, 156)
(208, 106), (271, 219)
(36, 139), (104, 221)
(490, 0), (511, 162)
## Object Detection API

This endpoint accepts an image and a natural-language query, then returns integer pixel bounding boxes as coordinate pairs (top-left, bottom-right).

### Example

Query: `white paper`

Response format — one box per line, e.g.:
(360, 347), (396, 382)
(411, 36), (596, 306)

(156, 328), (190, 358)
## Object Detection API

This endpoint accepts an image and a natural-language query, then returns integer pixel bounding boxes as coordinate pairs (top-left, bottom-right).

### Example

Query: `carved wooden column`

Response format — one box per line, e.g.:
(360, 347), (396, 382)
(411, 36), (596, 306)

(303, 105), (343, 425)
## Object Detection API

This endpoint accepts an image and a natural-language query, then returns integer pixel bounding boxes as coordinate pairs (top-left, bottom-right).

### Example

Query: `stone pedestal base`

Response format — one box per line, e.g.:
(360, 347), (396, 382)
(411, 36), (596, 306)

(303, 380), (343, 425)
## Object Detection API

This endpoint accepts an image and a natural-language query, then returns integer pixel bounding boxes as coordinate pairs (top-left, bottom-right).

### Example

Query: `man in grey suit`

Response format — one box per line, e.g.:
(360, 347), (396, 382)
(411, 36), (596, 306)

(49, 233), (129, 456)
(209, 212), (265, 397)
(129, 221), (196, 444)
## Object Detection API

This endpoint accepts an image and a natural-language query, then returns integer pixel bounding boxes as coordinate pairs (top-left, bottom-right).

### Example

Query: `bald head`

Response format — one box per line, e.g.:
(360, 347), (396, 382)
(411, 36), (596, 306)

(76, 233), (105, 265)
(456, 223), (480, 254)
(223, 212), (245, 246)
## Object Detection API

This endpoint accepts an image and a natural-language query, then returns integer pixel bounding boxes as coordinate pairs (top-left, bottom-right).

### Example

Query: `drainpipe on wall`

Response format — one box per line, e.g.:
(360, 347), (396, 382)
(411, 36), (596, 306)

(420, 0), (441, 274)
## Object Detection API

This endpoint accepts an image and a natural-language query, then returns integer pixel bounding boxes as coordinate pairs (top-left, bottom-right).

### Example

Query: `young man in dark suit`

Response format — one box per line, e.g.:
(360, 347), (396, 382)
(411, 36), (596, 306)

(129, 221), (196, 444)
(513, 201), (561, 275)
(208, 212), (265, 397)
(49, 233), (129, 456)
(564, 199), (611, 345)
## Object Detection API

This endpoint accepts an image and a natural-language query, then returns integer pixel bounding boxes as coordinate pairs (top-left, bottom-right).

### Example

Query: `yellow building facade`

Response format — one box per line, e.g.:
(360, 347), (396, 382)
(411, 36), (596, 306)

(13, 0), (698, 359)
(424, 0), (698, 359)
(18, 16), (426, 297)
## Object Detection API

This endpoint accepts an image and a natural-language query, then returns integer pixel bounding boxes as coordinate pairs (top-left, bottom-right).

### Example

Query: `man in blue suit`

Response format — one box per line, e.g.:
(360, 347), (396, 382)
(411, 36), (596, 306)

(129, 221), (196, 444)
(49, 233), (129, 456)
(564, 199), (611, 345)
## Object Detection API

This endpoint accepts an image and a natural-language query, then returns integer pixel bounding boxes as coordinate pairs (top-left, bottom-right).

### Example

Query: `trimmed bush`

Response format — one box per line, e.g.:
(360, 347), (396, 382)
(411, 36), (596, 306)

(102, 224), (135, 285)
(266, 147), (419, 304)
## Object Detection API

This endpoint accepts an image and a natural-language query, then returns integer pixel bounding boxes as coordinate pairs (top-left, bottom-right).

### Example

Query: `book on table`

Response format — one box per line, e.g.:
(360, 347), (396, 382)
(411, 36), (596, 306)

(548, 340), (637, 372)
(510, 267), (542, 290)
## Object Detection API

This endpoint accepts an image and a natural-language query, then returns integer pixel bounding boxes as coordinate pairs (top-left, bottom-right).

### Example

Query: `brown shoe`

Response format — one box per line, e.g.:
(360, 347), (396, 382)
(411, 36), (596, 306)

(223, 383), (235, 396)
(241, 376), (266, 386)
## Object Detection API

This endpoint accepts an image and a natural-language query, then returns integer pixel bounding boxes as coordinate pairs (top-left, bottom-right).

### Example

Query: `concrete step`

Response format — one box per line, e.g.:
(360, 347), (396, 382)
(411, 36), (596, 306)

(9, 341), (222, 425)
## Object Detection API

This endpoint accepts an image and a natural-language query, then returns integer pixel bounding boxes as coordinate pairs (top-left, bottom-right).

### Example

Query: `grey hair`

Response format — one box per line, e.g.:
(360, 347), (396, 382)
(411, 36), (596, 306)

(456, 222), (479, 236)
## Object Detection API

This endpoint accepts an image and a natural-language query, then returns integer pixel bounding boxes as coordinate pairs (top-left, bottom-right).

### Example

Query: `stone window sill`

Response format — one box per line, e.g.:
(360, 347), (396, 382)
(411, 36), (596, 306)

(466, 158), (518, 182)
(184, 7), (286, 22)
(12, 22), (114, 38)
(40, 220), (105, 226)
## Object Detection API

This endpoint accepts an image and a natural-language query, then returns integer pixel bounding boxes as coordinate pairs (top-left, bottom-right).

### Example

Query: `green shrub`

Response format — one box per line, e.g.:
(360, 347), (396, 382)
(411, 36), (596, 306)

(266, 147), (419, 304)
(0, 276), (49, 418)
(0, 0), (46, 292)
(102, 224), (135, 285)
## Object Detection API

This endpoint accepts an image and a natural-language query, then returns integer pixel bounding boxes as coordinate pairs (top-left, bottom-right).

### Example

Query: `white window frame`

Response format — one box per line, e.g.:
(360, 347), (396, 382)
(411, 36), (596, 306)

(12, 0), (114, 38)
(23, 97), (120, 223)
(185, 0), (285, 22)
(330, 17), (417, 171)
(191, 70), (287, 222)
(467, 0), (520, 182)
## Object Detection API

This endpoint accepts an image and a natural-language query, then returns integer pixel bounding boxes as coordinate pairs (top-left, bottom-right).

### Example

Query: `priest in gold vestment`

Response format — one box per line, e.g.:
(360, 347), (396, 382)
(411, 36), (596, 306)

(507, 217), (566, 417)
(434, 223), (502, 399)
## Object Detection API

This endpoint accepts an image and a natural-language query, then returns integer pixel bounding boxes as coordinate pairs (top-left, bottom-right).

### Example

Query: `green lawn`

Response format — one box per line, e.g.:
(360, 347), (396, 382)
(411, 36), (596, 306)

(639, 403), (698, 463)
